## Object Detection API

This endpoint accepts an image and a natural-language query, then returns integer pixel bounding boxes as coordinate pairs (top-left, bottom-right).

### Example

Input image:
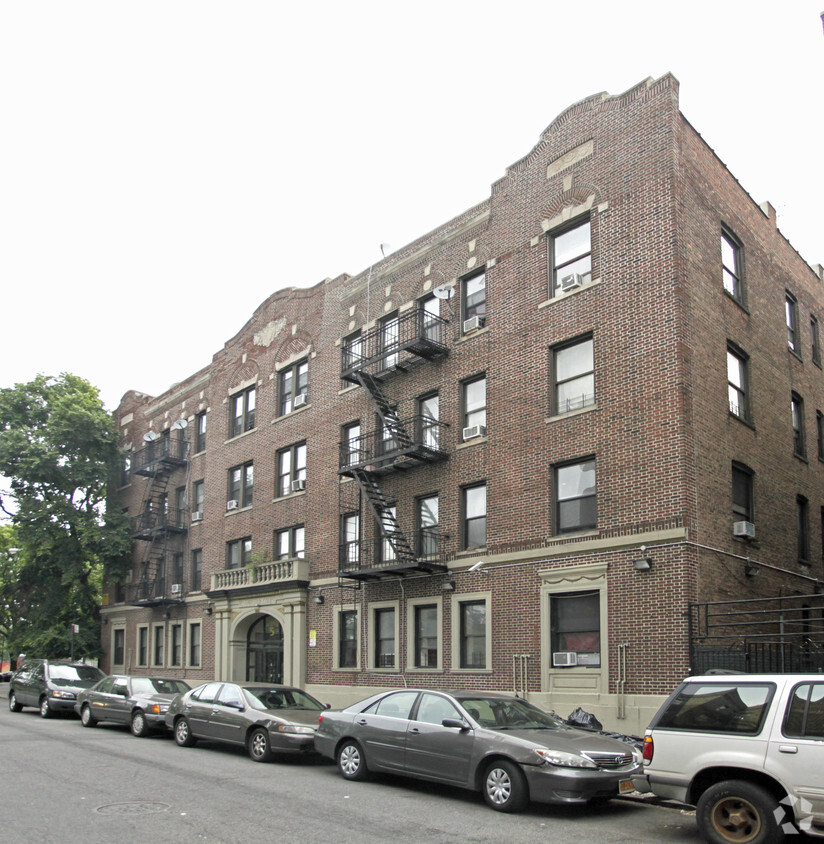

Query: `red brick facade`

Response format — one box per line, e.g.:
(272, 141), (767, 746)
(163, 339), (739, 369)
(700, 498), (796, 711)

(105, 75), (824, 732)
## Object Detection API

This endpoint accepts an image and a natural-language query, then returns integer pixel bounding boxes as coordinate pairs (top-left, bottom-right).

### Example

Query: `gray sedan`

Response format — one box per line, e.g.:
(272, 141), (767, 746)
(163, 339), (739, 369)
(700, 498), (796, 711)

(314, 689), (642, 813)
(75, 675), (191, 735)
(165, 682), (328, 762)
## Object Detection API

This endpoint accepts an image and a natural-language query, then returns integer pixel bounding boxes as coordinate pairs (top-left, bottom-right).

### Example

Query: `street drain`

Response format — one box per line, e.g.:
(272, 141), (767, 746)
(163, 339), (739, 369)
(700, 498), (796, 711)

(96, 802), (170, 815)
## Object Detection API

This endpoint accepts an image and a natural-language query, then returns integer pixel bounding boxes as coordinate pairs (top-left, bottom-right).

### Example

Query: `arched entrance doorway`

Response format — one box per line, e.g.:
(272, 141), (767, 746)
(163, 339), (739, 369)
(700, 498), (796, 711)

(246, 615), (284, 683)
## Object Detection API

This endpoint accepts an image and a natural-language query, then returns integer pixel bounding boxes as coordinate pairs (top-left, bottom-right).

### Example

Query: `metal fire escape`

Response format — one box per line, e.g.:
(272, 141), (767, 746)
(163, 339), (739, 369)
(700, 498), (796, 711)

(338, 306), (450, 580)
(128, 431), (189, 606)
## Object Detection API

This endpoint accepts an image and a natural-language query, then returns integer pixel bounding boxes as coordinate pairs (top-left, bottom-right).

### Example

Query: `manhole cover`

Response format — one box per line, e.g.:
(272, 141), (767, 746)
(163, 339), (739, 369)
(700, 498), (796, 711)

(96, 802), (170, 815)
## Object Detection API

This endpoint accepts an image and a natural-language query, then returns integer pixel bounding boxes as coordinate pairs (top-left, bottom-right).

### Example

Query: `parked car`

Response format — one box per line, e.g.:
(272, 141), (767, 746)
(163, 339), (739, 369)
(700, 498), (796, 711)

(165, 681), (328, 762)
(632, 673), (824, 843)
(8, 659), (105, 717)
(75, 675), (191, 736)
(314, 689), (641, 813)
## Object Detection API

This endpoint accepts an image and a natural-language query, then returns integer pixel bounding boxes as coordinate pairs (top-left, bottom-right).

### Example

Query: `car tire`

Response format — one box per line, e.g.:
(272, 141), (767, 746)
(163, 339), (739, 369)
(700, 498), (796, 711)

(482, 760), (529, 813)
(39, 697), (52, 719)
(8, 691), (22, 712)
(337, 740), (368, 781)
(696, 779), (785, 844)
(174, 717), (197, 747)
(131, 710), (149, 737)
(80, 704), (97, 727)
(248, 727), (273, 763)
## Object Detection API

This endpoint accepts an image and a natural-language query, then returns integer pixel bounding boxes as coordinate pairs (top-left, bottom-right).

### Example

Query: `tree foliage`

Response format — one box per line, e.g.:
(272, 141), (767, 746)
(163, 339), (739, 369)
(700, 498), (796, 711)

(0, 374), (130, 659)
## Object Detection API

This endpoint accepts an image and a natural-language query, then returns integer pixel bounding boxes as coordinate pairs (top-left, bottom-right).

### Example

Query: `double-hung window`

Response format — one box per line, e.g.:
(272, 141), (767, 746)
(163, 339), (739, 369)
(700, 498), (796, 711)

(226, 537), (252, 569)
(191, 549), (202, 591)
(462, 271), (486, 331)
(555, 458), (596, 533)
(786, 292), (800, 355)
(380, 313), (400, 369)
(462, 375), (487, 438)
(192, 480), (204, 520)
(275, 525), (305, 560)
(277, 442), (307, 496)
(550, 590), (601, 667)
(550, 218), (591, 296)
(727, 344), (750, 421)
(228, 461), (253, 509)
(417, 494), (439, 558)
(170, 624), (182, 667)
(458, 599), (487, 669)
(342, 421), (362, 468)
(280, 360), (309, 415)
(462, 483), (487, 549)
(553, 335), (594, 414)
(229, 386), (255, 438)
(374, 606), (396, 668)
(338, 609), (358, 668)
(792, 393), (806, 457)
(732, 463), (754, 525)
(343, 331), (363, 372)
(195, 411), (207, 453)
(798, 495), (810, 564)
(414, 604), (438, 668)
(419, 393), (440, 449)
(420, 295), (441, 342)
(340, 513), (360, 567)
(379, 506), (397, 563)
(812, 316), (821, 366)
(721, 228), (743, 302)
(188, 622), (201, 668)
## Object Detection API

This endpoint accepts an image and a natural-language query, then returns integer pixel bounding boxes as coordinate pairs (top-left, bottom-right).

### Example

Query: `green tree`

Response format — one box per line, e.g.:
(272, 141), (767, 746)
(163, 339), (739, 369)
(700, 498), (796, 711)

(0, 524), (25, 666)
(0, 373), (131, 659)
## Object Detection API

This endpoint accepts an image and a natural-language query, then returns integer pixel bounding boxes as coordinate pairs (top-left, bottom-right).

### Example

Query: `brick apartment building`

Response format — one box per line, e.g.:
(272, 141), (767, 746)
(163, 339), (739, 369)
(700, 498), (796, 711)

(104, 74), (824, 733)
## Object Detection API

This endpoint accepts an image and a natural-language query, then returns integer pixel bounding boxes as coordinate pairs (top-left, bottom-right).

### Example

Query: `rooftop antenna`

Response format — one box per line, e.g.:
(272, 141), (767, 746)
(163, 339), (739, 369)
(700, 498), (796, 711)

(366, 244), (390, 323)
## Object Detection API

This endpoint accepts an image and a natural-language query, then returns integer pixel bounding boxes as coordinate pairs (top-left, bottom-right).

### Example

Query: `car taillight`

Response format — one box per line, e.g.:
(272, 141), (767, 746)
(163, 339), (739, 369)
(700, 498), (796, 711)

(318, 714), (323, 726)
(642, 735), (654, 763)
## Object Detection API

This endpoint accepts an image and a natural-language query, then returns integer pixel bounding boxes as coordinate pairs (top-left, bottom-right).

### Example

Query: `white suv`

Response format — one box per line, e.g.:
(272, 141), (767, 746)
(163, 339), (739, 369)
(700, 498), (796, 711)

(633, 674), (824, 843)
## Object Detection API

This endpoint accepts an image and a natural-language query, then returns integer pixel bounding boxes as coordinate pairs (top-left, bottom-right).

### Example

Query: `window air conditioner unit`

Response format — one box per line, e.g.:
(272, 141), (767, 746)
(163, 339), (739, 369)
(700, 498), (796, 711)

(552, 651), (578, 667)
(462, 424), (487, 441)
(733, 520), (755, 538)
(170, 583), (182, 595)
(226, 499), (239, 511)
(293, 393), (308, 408)
(291, 479), (306, 493)
(560, 273), (583, 292)
(191, 511), (203, 523)
(463, 316), (485, 333)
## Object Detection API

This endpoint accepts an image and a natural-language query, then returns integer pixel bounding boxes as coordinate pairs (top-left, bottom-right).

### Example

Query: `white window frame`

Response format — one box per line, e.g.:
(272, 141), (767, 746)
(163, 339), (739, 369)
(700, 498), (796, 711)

(406, 596), (443, 672)
(368, 600), (400, 671)
(539, 562), (608, 695)
(450, 591), (492, 672)
(187, 621), (202, 668)
(136, 624), (150, 667)
(333, 605), (360, 671)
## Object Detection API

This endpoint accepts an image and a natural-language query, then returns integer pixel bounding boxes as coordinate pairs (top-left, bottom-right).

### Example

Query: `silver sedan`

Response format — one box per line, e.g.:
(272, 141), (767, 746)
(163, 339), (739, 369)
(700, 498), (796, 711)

(314, 689), (641, 812)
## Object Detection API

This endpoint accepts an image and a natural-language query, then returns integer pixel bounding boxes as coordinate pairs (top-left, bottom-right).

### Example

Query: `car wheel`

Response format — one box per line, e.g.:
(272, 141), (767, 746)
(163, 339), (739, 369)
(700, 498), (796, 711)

(39, 697), (52, 719)
(337, 740), (368, 781)
(696, 780), (785, 844)
(248, 727), (272, 763)
(131, 710), (149, 737)
(80, 704), (97, 727)
(174, 717), (197, 747)
(8, 691), (22, 712)
(482, 760), (529, 813)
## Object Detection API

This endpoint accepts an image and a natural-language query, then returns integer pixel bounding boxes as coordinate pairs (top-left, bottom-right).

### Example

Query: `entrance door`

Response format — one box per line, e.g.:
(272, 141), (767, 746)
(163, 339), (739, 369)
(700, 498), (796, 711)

(247, 616), (284, 683)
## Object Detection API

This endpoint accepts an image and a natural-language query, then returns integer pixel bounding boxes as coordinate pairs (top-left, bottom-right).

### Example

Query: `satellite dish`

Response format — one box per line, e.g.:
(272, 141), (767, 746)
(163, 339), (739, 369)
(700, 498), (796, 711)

(143, 431), (159, 442)
(171, 419), (188, 430)
(433, 285), (453, 300)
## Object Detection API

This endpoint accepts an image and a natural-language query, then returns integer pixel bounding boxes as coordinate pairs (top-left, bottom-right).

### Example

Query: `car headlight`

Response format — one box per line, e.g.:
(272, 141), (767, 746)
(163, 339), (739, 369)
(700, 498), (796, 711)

(149, 704), (169, 715)
(533, 748), (598, 769)
(51, 690), (75, 699)
(276, 724), (315, 735)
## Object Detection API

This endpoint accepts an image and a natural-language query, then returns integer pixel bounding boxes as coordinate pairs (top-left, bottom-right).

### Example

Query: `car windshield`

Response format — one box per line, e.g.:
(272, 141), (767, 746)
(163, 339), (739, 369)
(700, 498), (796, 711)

(49, 665), (103, 687)
(457, 696), (568, 730)
(244, 687), (325, 711)
(131, 678), (191, 695)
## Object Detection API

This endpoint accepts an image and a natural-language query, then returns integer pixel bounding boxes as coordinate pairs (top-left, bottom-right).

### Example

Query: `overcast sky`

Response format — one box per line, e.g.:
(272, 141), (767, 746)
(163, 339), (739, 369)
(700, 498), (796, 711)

(2, 1), (822, 421)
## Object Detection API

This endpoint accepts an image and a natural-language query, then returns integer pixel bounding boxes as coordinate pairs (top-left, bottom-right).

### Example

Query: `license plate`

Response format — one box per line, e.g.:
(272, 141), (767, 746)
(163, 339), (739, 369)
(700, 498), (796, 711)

(619, 779), (635, 794)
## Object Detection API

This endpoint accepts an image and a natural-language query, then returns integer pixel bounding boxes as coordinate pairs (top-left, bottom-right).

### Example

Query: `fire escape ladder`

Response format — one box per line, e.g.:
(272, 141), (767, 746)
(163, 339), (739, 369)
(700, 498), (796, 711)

(351, 469), (417, 566)
(355, 371), (413, 449)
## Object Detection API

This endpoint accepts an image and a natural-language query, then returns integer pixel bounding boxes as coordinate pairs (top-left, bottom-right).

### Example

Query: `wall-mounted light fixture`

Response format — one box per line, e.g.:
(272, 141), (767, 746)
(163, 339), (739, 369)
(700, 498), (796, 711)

(441, 580), (456, 592)
(313, 594), (325, 604)
(204, 606), (213, 615)
(744, 562), (759, 578)
(633, 557), (653, 571)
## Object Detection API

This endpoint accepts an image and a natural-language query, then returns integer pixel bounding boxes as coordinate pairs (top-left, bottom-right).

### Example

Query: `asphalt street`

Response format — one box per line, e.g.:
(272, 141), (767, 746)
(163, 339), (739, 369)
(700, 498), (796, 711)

(0, 683), (701, 844)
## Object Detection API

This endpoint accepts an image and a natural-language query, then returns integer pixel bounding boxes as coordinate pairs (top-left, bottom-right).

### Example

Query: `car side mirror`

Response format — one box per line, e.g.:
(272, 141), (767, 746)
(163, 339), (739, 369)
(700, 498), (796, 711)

(442, 718), (470, 731)
(324, 703), (331, 710)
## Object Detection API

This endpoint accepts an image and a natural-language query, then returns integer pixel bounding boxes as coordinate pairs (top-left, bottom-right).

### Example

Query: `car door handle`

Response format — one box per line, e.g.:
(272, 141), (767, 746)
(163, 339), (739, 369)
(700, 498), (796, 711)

(778, 745), (798, 754)
(356, 718), (367, 725)
(408, 728), (420, 735)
